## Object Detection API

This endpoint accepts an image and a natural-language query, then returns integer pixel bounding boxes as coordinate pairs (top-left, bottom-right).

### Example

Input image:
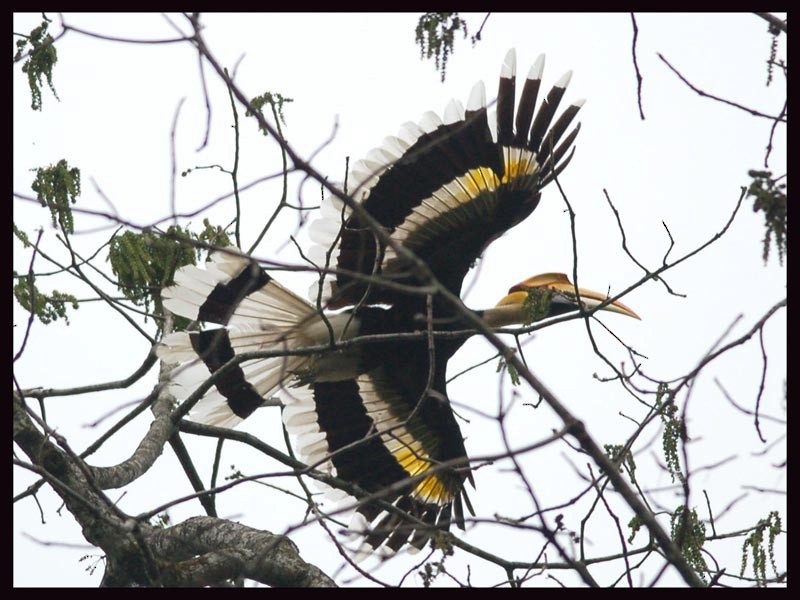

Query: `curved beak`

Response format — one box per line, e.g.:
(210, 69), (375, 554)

(498, 272), (641, 320)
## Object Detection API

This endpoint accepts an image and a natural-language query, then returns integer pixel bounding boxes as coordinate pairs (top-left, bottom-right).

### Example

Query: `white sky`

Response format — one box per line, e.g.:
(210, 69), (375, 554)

(13, 13), (786, 587)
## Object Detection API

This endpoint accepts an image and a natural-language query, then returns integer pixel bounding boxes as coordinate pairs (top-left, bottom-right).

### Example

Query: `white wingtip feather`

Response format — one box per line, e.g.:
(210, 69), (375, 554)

(161, 297), (200, 321)
(555, 70), (573, 89)
(383, 135), (409, 154)
(398, 121), (424, 146)
(529, 54), (545, 80)
(467, 81), (486, 112)
(156, 332), (196, 363)
(419, 111), (443, 134)
(501, 48), (517, 78)
(308, 218), (343, 245)
(188, 390), (244, 429)
(443, 99), (465, 125)
(365, 148), (392, 169)
(307, 279), (333, 304)
(348, 512), (370, 536)
(354, 541), (374, 563)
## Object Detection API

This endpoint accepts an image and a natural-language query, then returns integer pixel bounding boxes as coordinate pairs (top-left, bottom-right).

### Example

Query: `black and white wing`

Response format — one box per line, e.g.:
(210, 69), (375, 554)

(283, 365), (473, 556)
(308, 49), (583, 309)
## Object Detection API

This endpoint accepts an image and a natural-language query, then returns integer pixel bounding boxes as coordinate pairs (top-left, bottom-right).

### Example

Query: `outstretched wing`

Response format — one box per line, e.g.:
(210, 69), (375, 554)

(283, 364), (473, 556)
(309, 49), (583, 309)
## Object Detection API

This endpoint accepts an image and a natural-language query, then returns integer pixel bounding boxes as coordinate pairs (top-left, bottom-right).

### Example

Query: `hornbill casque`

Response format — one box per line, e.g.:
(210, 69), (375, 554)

(157, 50), (640, 557)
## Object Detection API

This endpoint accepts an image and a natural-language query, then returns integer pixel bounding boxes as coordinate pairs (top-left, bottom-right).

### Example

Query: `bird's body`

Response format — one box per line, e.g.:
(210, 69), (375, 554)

(159, 253), (638, 554)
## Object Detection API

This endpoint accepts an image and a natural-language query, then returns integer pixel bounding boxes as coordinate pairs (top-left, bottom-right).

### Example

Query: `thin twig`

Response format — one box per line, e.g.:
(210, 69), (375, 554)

(658, 53), (786, 122)
(630, 13), (645, 120)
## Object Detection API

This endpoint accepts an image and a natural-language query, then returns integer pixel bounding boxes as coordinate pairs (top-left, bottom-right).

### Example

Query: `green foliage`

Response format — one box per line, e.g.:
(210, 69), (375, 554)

(415, 13), (469, 82)
(496, 356), (520, 386)
(670, 505), (707, 581)
(196, 219), (233, 250)
(655, 383), (685, 484)
(247, 91), (293, 136)
(418, 538), (454, 587)
(522, 287), (555, 324)
(9, 226), (78, 325)
(13, 224), (32, 248)
(418, 561), (440, 588)
(747, 170), (786, 265)
(627, 515), (643, 544)
(15, 15), (60, 110)
(604, 443), (637, 485)
(740, 511), (782, 586)
(31, 160), (81, 234)
(13, 270), (79, 325)
(106, 220), (231, 325)
(492, 286), (557, 386)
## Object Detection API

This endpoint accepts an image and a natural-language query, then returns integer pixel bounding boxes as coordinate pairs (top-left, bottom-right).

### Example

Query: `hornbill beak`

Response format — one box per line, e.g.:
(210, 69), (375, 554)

(496, 272), (641, 320)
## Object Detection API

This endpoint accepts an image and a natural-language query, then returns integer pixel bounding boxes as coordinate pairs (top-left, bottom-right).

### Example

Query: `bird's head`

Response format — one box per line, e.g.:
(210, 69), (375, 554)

(491, 272), (640, 325)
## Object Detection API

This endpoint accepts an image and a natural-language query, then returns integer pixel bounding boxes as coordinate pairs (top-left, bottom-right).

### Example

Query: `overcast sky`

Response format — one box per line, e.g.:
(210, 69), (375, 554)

(14, 13), (786, 587)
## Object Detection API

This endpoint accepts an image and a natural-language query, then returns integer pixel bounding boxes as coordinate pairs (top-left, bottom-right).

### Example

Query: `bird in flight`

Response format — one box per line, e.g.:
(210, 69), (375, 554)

(157, 49), (639, 558)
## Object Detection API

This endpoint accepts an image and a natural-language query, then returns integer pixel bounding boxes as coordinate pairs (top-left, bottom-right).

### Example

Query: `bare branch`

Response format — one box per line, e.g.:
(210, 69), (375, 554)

(630, 13), (645, 120)
(754, 12), (787, 33)
(658, 53), (787, 122)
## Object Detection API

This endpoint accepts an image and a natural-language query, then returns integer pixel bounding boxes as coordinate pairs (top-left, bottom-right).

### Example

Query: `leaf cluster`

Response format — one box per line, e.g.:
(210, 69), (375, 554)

(418, 542), (454, 587)
(747, 170), (786, 265)
(106, 220), (231, 327)
(13, 269), (79, 325)
(740, 510), (782, 586)
(496, 356), (521, 387)
(247, 92), (293, 136)
(522, 287), (555, 325)
(604, 443), (637, 485)
(31, 159), (81, 235)
(655, 384), (685, 485)
(764, 17), (784, 86)
(415, 13), (469, 82)
(15, 15), (60, 111)
(670, 506), (707, 581)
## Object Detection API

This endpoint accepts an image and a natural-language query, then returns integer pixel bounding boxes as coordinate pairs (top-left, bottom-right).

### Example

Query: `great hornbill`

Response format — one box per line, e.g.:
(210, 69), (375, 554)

(157, 51), (640, 556)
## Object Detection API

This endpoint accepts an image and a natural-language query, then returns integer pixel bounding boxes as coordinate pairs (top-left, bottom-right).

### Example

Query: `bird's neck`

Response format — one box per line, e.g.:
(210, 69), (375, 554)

(478, 304), (528, 328)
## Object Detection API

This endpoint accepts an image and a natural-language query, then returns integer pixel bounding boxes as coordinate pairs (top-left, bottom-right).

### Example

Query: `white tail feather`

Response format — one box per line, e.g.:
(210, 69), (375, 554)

(159, 252), (322, 427)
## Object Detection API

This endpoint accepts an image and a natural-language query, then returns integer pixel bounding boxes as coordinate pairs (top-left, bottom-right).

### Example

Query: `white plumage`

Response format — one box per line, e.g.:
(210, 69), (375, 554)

(158, 253), (320, 427)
